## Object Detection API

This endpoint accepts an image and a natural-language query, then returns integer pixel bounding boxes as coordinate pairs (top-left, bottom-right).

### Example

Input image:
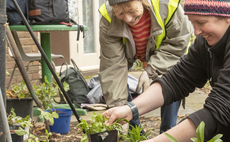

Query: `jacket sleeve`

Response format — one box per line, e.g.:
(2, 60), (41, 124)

(98, 16), (129, 106)
(146, 5), (194, 76)
(155, 36), (230, 140)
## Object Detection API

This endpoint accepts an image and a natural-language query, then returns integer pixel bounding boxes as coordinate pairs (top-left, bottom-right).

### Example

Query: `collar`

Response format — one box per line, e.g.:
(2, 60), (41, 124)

(207, 26), (230, 55)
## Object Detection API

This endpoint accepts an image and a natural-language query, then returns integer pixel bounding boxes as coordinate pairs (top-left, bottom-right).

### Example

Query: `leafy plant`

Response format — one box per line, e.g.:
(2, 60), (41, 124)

(77, 112), (128, 142)
(164, 121), (223, 142)
(33, 76), (69, 110)
(6, 81), (31, 98)
(8, 108), (32, 128)
(120, 124), (154, 142)
(8, 108), (56, 142)
(37, 108), (59, 124)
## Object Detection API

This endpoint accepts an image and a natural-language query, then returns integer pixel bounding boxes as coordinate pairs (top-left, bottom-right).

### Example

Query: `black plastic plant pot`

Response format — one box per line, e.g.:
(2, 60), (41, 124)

(10, 125), (24, 142)
(88, 130), (118, 142)
(6, 97), (33, 118)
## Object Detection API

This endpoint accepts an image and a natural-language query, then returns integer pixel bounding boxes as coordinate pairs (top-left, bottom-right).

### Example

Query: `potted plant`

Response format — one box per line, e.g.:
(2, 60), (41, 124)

(77, 112), (127, 142)
(7, 108), (33, 142)
(6, 81), (33, 118)
(8, 107), (57, 142)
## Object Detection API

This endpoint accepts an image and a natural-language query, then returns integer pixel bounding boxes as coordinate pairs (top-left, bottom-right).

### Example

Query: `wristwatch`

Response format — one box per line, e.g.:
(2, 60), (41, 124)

(124, 102), (139, 120)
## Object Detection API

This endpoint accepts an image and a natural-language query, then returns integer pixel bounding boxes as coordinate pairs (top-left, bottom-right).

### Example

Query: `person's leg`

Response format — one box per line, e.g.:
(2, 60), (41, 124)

(160, 100), (181, 133)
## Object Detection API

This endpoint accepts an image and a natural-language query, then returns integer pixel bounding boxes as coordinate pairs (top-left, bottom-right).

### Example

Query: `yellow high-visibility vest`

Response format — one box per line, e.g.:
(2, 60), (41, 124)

(99, 0), (180, 49)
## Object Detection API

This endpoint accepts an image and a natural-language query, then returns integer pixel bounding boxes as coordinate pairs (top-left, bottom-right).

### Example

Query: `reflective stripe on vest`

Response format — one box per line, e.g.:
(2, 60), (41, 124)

(99, 3), (111, 23)
(151, 0), (179, 49)
(99, 0), (179, 49)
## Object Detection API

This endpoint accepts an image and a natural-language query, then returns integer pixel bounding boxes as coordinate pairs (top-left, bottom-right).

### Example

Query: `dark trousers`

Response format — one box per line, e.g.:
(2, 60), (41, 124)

(160, 100), (181, 133)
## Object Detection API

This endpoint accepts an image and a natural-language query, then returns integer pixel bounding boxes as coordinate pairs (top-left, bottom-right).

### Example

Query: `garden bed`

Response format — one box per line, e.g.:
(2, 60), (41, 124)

(33, 114), (188, 142)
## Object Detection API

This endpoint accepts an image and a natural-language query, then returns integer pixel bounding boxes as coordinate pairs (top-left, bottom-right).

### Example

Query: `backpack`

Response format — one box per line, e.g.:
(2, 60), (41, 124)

(55, 59), (89, 107)
(29, 0), (70, 25)
(6, 0), (78, 25)
(6, 0), (28, 25)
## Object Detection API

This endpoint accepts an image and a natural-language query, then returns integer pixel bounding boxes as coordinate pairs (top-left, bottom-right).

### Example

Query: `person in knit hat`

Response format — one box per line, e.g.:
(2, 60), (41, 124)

(98, 0), (193, 134)
(103, 0), (230, 141)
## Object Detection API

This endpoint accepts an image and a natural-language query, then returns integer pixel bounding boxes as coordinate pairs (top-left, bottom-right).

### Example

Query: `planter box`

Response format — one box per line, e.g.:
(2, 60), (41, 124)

(6, 97), (33, 118)
(88, 130), (118, 142)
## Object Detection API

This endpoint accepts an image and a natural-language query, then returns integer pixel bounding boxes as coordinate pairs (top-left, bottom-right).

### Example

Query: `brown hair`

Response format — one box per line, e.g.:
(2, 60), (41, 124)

(112, 0), (151, 16)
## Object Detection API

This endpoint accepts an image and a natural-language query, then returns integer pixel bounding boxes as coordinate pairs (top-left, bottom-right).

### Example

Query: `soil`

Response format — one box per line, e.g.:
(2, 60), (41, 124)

(34, 114), (188, 142)
(32, 86), (211, 142)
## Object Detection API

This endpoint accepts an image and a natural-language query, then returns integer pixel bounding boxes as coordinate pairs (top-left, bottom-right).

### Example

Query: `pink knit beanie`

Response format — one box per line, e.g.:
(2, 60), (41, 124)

(184, 0), (230, 17)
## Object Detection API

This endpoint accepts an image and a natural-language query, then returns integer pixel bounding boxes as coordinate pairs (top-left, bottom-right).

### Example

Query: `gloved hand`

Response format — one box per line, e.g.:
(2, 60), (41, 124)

(136, 71), (150, 93)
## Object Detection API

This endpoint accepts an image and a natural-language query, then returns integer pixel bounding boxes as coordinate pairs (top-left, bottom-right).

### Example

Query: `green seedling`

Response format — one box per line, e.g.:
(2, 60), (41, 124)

(77, 112), (128, 142)
(120, 124), (154, 142)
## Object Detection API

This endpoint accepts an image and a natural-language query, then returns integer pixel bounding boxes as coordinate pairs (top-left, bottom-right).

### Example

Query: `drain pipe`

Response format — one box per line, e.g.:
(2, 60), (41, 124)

(0, 0), (7, 141)
(0, 88), (12, 142)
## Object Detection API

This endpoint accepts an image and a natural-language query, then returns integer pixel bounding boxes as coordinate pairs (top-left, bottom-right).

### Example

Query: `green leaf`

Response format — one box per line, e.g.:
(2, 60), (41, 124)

(15, 127), (27, 136)
(196, 121), (205, 142)
(52, 112), (59, 119)
(207, 134), (223, 142)
(191, 137), (198, 142)
(164, 133), (179, 142)
(81, 134), (88, 142)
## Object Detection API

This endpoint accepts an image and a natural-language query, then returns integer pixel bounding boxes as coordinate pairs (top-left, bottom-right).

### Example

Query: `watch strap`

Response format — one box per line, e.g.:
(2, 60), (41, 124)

(124, 102), (139, 120)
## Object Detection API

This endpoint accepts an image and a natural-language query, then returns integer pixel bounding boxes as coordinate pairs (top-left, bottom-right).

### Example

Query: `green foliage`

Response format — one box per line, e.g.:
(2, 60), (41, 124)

(37, 108), (59, 125)
(8, 108), (32, 128)
(6, 81), (31, 98)
(33, 76), (69, 110)
(164, 121), (223, 142)
(7, 75), (69, 110)
(77, 112), (128, 142)
(33, 76), (58, 110)
(9, 108), (54, 142)
(120, 124), (154, 142)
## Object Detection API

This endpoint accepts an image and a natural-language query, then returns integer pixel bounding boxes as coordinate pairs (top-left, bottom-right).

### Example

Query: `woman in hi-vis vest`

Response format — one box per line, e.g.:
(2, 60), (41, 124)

(99, 0), (193, 133)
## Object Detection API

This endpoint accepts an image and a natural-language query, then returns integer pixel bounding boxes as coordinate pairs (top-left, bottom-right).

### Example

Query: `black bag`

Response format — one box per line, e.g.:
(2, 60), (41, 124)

(29, 0), (69, 25)
(55, 59), (90, 107)
(6, 0), (28, 25)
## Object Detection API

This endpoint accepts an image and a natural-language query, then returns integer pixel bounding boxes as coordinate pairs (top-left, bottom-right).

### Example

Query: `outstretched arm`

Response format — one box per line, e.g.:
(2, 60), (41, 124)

(143, 118), (196, 142)
(103, 82), (196, 142)
(103, 82), (164, 124)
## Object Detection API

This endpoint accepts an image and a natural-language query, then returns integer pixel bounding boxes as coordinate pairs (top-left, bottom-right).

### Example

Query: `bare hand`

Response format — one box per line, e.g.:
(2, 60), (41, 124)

(103, 105), (133, 125)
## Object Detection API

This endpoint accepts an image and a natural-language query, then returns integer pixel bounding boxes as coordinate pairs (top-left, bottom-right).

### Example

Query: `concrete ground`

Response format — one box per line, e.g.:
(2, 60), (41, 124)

(70, 71), (208, 122)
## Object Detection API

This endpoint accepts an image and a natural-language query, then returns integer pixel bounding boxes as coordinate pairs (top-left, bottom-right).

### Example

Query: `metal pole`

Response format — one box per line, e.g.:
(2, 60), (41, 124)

(0, 0), (7, 141)
(0, 88), (12, 142)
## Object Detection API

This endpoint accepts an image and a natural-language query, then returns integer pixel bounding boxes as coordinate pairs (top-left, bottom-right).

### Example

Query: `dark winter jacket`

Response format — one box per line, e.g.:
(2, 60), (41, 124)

(154, 26), (230, 141)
